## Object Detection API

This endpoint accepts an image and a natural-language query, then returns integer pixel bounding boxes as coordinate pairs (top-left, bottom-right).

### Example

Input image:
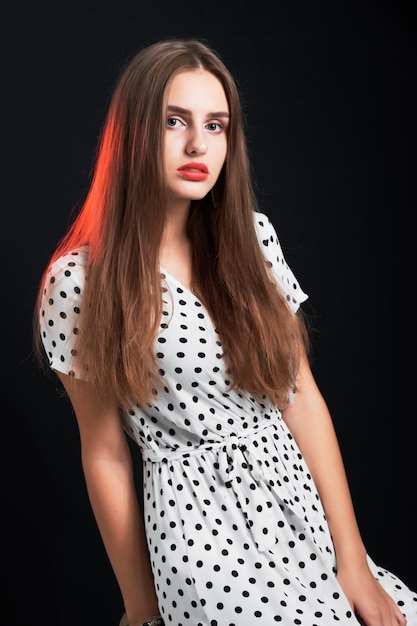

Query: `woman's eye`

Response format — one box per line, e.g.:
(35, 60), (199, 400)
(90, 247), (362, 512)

(206, 122), (223, 132)
(167, 117), (181, 128)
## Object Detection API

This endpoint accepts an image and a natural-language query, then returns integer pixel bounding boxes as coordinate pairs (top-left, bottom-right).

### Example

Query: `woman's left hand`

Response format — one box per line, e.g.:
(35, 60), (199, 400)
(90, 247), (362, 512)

(337, 562), (407, 625)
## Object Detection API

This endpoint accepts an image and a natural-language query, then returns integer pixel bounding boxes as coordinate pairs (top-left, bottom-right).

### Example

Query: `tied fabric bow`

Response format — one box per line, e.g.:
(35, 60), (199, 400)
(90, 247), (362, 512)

(217, 434), (278, 552)
(141, 414), (306, 553)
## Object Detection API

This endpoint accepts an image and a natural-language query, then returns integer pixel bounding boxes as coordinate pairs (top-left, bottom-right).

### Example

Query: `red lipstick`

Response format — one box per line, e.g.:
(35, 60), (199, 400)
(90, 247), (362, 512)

(177, 162), (209, 181)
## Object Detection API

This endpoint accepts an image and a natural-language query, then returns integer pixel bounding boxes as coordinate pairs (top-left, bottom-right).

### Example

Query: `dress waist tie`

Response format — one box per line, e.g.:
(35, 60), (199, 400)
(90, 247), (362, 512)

(142, 414), (286, 552)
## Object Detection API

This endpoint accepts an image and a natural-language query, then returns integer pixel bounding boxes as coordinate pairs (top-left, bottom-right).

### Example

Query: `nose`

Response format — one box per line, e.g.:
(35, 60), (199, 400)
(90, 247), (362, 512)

(186, 127), (207, 156)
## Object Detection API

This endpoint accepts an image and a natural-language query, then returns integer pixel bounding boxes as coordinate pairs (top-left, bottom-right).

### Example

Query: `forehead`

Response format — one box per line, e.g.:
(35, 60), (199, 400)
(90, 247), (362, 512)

(166, 70), (229, 112)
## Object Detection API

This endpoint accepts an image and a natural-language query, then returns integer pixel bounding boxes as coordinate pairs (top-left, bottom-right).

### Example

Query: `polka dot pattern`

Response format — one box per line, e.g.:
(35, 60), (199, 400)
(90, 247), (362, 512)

(39, 212), (417, 625)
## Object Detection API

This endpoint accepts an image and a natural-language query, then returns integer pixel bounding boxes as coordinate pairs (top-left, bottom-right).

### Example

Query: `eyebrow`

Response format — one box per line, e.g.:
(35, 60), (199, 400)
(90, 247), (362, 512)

(167, 105), (230, 119)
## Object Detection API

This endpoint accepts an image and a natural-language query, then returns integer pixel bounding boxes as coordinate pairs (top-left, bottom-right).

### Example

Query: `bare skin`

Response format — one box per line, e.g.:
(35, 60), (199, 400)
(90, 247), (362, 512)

(161, 69), (229, 287)
(282, 354), (407, 626)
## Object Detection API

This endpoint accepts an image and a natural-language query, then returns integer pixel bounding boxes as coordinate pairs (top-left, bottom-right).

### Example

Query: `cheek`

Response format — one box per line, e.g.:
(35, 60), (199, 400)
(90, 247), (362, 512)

(163, 142), (175, 173)
(215, 141), (227, 172)
(163, 133), (175, 159)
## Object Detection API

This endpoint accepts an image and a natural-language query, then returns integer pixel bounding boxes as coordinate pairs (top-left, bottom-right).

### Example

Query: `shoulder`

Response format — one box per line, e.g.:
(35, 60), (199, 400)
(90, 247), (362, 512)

(252, 210), (287, 267)
(40, 245), (89, 325)
(252, 210), (273, 233)
(252, 211), (308, 312)
(42, 246), (89, 303)
(39, 246), (89, 378)
(45, 246), (89, 288)
(253, 211), (283, 253)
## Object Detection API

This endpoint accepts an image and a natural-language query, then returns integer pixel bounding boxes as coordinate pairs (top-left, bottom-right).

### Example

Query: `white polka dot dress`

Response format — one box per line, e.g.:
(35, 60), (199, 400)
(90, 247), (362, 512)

(39, 212), (417, 625)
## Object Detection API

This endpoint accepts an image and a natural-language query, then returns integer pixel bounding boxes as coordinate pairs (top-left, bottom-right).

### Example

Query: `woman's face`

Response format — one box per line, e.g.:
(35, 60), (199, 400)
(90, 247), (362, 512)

(163, 69), (229, 207)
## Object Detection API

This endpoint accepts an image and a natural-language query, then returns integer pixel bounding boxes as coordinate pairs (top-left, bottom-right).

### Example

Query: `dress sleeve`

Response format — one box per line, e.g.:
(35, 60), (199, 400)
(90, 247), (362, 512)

(39, 247), (88, 379)
(253, 212), (308, 314)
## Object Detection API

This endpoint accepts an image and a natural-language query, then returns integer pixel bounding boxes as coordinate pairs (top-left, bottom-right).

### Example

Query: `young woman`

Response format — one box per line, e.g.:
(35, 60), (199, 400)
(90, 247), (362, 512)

(34, 38), (417, 626)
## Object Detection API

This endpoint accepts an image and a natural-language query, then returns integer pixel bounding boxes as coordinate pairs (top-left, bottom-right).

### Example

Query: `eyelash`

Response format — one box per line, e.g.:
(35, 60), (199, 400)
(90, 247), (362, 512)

(167, 117), (224, 132)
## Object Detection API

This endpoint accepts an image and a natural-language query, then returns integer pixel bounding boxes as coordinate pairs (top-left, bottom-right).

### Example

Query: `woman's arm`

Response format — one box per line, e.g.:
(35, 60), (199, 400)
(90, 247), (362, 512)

(281, 353), (406, 626)
(56, 371), (160, 626)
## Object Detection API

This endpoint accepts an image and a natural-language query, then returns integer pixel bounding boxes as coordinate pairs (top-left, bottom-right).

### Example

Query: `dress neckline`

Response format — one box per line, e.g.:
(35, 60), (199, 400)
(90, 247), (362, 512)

(160, 266), (196, 296)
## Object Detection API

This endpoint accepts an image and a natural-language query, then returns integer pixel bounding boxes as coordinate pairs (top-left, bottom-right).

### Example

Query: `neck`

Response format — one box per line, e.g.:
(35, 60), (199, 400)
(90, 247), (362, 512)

(163, 199), (191, 244)
(159, 200), (194, 287)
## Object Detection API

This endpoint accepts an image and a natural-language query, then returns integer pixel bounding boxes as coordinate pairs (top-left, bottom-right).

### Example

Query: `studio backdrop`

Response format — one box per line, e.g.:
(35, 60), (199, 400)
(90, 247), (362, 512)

(1, 1), (415, 625)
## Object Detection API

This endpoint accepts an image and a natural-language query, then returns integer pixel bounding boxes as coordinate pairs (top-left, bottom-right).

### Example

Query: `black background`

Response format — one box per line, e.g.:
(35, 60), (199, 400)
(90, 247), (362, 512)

(1, 1), (416, 624)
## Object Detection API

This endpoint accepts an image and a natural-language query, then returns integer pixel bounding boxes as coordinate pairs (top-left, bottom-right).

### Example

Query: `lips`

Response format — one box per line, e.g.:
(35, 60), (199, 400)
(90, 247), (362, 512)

(177, 162), (209, 181)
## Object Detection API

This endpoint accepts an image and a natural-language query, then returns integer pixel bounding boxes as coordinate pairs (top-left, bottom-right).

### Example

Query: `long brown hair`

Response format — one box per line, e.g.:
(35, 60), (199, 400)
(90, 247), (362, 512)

(33, 38), (309, 409)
